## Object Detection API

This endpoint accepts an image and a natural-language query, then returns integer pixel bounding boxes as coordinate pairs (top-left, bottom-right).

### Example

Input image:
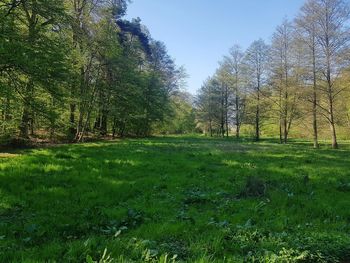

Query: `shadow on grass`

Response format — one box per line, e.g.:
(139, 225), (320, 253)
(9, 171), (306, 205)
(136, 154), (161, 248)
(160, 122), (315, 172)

(0, 136), (349, 261)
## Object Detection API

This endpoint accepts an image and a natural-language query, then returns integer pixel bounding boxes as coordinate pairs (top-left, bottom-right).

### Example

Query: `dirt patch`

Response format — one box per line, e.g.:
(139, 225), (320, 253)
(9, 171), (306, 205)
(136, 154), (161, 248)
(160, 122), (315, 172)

(0, 153), (20, 158)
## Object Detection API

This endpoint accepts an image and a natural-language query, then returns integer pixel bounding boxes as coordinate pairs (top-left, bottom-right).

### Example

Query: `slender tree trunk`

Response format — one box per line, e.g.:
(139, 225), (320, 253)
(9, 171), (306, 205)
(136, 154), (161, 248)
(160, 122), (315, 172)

(209, 119), (212, 137)
(326, 48), (338, 148)
(256, 105), (260, 141)
(235, 95), (240, 138)
(283, 65), (288, 144)
(19, 10), (36, 139)
(328, 95), (338, 149)
(283, 117), (288, 144)
(69, 102), (76, 138)
(255, 79), (260, 141)
(100, 112), (108, 136)
(311, 37), (319, 149)
(221, 91), (225, 138)
(2, 96), (10, 133)
(30, 112), (34, 136)
(225, 86), (229, 138)
(312, 79), (319, 149)
(279, 88), (283, 144)
(235, 72), (240, 139)
(19, 104), (30, 139)
(19, 80), (33, 139)
(112, 117), (117, 138)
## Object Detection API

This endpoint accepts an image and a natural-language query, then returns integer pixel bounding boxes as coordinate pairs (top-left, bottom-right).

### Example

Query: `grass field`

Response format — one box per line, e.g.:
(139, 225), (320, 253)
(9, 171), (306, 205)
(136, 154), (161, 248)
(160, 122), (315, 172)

(0, 136), (350, 262)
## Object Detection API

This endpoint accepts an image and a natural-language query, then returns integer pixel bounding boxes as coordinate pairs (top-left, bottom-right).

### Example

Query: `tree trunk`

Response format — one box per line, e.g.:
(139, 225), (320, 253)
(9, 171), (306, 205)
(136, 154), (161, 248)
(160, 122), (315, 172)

(235, 73), (240, 139)
(221, 95), (225, 138)
(100, 112), (108, 136)
(329, 96), (338, 149)
(19, 80), (33, 139)
(69, 103), (76, 139)
(283, 78), (288, 144)
(209, 119), (212, 137)
(19, 103), (30, 139)
(19, 9), (36, 139)
(235, 95), (240, 138)
(283, 117), (288, 144)
(255, 83), (260, 141)
(326, 48), (338, 149)
(225, 86), (229, 138)
(312, 89), (319, 149)
(311, 37), (319, 149)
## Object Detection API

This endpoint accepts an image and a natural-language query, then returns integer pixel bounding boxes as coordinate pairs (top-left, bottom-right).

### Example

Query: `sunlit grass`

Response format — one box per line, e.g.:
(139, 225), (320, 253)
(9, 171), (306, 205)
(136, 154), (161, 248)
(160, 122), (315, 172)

(0, 136), (349, 262)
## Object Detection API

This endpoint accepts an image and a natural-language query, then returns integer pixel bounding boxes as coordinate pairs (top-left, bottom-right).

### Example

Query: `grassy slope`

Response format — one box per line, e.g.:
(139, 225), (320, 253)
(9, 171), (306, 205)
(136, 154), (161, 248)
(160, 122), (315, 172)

(0, 136), (349, 262)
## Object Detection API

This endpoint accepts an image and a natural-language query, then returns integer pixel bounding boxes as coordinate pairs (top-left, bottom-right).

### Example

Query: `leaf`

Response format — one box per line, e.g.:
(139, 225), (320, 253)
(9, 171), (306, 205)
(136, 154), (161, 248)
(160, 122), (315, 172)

(86, 255), (96, 263)
(114, 229), (122, 237)
(22, 237), (31, 243)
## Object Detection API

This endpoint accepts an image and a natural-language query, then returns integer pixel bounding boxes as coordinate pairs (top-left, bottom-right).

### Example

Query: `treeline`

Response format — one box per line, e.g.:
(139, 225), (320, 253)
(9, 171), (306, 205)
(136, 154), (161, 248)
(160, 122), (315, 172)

(195, 0), (350, 148)
(0, 0), (187, 143)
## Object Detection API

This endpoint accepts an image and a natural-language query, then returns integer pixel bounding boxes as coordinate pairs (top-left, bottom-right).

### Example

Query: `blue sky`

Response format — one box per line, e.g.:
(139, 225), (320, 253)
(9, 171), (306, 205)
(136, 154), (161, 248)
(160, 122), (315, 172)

(126, 0), (305, 94)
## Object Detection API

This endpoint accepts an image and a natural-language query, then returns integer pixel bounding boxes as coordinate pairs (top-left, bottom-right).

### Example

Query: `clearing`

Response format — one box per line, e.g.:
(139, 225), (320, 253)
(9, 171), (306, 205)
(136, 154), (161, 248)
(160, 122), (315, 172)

(0, 136), (349, 262)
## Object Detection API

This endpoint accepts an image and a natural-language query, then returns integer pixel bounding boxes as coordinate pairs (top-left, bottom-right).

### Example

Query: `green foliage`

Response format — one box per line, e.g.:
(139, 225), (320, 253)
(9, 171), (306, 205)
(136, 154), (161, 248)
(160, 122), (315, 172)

(0, 0), (185, 142)
(156, 92), (196, 134)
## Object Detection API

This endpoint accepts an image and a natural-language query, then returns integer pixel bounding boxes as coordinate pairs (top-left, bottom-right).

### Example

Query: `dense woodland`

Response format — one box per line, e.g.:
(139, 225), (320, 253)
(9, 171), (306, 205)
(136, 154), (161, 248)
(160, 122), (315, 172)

(0, 0), (190, 143)
(1, 0), (350, 149)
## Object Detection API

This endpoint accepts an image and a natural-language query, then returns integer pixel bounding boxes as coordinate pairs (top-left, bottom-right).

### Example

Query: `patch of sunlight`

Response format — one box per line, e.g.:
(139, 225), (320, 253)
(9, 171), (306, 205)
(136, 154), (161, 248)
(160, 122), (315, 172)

(107, 178), (129, 186)
(46, 186), (66, 194)
(263, 153), (304, 159)
(0, 194), (14, 210)
(77, 142), (117, 148)
(43, 164), (63, 173)
(0, 162), (14, 171)
(104, 159), (139, 166)
(223, 160), (257, 169)
(0, 202), (11, 210)
(0, 153), (20, 158)
(143, 141), (173, 146)
(32, 149), (52, 156)
(222, 160), (240, 167)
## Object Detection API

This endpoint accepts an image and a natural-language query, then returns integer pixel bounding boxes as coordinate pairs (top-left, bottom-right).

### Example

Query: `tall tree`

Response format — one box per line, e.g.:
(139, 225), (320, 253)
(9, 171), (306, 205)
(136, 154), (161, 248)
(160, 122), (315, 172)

(270, 20), (300, 144)
(245, 39), (269, 141)
(295, 0), (321, 148)
(311, 0), (350, 148)
(219, 45), (246, 138)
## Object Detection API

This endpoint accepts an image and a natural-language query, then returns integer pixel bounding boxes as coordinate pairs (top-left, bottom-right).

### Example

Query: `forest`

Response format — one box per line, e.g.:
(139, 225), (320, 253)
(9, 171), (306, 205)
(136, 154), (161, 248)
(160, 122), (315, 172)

(1, 0), (350, 148)
(1, 0), (350, 262)
(0, 0), (189, 145)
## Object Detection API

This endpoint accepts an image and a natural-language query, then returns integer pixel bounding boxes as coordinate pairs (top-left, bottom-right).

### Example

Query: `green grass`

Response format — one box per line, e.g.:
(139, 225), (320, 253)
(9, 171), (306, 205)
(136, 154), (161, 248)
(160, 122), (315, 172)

(0, 136), (350, 262)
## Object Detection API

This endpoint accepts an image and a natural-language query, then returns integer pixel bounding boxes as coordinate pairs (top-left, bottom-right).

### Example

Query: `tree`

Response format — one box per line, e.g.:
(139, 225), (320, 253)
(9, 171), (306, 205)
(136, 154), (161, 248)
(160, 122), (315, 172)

(311, 0), (350, 148)
(218, 45), (246, 138)
(0, 0), (185, 143)
(270, 20), (301, 144)
(295, 0), (322, 148)
(245, 39), (269, 141)
(195, 77), (223, 136)
(0, 0), (69, 139)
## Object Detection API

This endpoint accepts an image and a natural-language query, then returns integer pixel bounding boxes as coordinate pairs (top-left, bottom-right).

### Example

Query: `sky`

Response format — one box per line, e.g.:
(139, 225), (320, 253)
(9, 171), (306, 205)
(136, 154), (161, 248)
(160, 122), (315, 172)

(126, 0), (306, 94)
